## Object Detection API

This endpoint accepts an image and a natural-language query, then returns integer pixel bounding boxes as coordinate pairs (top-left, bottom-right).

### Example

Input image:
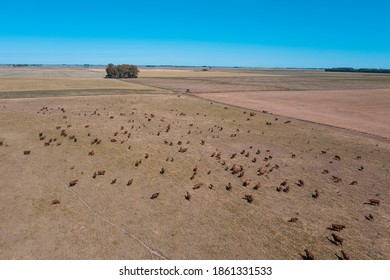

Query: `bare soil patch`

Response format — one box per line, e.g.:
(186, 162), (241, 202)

(196, 89), (390, 139)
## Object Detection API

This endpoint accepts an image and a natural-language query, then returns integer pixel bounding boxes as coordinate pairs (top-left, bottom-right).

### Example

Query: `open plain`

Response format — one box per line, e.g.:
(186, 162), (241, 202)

(0, 67), (389, 259)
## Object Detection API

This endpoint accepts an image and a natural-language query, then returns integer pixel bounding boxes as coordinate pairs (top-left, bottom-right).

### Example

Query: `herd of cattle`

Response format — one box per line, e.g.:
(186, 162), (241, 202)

(13, 98), (384, 260)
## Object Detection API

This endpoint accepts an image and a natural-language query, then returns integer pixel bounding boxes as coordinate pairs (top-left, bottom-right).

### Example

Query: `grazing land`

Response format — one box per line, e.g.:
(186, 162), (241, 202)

(0, 67), (389, 260)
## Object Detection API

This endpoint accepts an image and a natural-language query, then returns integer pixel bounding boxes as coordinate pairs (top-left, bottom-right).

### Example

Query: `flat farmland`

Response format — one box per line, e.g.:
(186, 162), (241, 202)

(196, 89), (390, 139)
(130, 69), (390, 138)
(0, 67), (389, 260)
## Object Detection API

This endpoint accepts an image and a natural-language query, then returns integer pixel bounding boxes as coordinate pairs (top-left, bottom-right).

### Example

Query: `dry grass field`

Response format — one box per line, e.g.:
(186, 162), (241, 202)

(0, 67), (389, 260)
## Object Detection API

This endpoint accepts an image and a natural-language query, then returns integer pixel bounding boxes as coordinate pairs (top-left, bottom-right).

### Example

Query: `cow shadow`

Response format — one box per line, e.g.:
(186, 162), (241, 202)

(327, 237), (339, 246)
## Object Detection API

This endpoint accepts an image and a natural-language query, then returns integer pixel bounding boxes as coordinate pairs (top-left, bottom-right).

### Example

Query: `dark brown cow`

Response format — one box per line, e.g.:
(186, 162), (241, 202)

(69, 180), (78, 187)
(111, 179), (117, 184)
(160, 167), (165, 174)
(185, 191), (191, 201)
(92, 172), (97, 179)
(366, 213), (374, 221)
(88, 150), (95, 156)
(127, 179), (133, 186)
(193, 183), (203, 190)
(243, 194), (254, 203)
(226, 183), (232, 191)
(253, 182), (261, 190)
(23, 150), (31, 155)
(150, 193), (159, 199)
(288, 217), (298, 223)
(243, 179), (251, 187)
(51, 199), (60, 205)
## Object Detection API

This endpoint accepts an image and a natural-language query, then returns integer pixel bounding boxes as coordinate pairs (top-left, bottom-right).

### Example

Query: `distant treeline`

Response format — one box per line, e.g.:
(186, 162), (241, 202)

(325, 68), (390, 74)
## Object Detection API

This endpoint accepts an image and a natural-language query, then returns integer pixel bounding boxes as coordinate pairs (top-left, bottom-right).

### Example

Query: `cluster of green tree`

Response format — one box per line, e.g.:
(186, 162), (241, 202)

(325, 68), (390, 74)
(105, 63), (139, 78)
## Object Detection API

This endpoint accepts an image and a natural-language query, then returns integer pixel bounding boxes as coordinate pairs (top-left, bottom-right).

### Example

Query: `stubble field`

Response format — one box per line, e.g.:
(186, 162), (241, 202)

(0, 67), (389, 260)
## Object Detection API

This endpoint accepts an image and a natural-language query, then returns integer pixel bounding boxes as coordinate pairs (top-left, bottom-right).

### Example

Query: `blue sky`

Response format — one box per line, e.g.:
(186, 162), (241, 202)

(0, 0), (389, 68)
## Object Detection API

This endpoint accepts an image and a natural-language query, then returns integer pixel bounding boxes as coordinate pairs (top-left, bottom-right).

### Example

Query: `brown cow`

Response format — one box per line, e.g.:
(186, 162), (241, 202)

(127, 179), (133, 186)
(238, 171), (245, 178)
(111, 179), (117, 184)
(289, 217), (298, 223)
(312, 190), (319, 198)
(97, 170), (105, 175)
(330, 224), (346, 231)
(69, 180), (78, 187)
(51, 199), (60, 205)
(231, 164), (242, 175)
(369, 198), (380, 205)
(150, 193), (159, 199)
(185, 191), (191, 201)
(23, 150), (31, 155)
(193, 183), (203, 190)
(226, 183), (232, 191)
(92, 172), (97, 179)
(243, 179), (251, 187)
(253, 182), (261, 190)
(258, 168), (267, 175)
(331, 233), (343, 245)
(304, 249), (315, 260)
(160, 167), (165, 174)
(366, 213), (374, 221)
(297, 179), (304, 187)
(88, 150), (95, 156)
(341, 250), (350, 260)
(243, 194), (254, 203)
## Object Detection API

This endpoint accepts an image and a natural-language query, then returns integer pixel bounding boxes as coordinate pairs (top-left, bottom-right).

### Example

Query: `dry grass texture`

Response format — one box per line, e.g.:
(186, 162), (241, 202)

(0, 92), (389, 260)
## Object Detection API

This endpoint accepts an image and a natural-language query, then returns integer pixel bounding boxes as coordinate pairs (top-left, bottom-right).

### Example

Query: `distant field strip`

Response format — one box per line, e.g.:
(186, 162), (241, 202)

(137, 69), (279, 78)
(0, 77), (170, 93)
(197, 89), (390, 139)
